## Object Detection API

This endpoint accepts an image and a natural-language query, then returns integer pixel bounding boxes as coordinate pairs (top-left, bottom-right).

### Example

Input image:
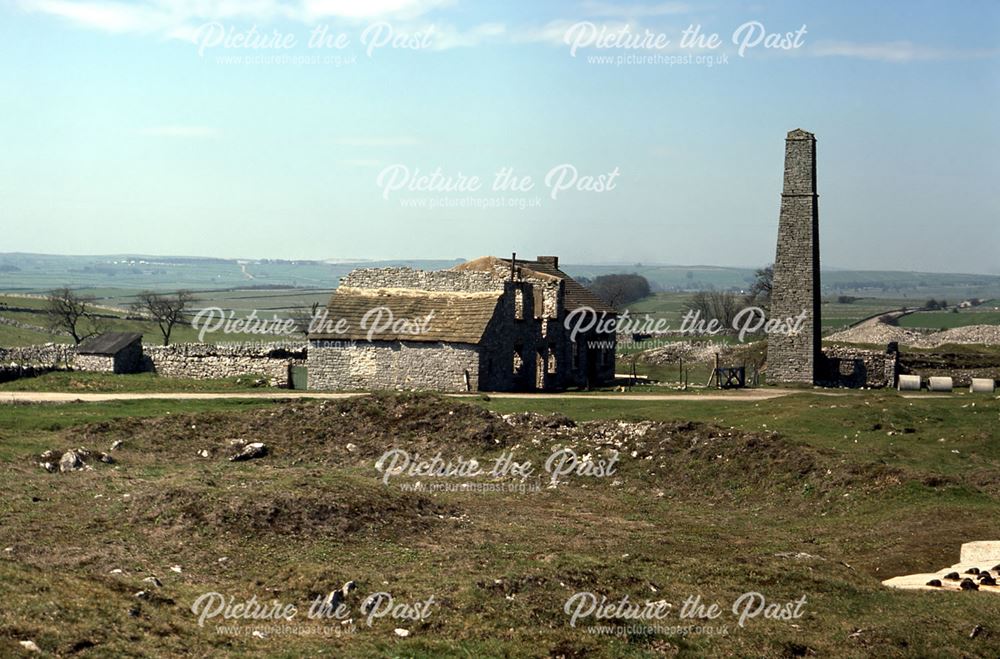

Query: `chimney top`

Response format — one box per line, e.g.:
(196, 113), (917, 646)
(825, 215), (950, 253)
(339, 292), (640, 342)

(536, 255), (559, 268)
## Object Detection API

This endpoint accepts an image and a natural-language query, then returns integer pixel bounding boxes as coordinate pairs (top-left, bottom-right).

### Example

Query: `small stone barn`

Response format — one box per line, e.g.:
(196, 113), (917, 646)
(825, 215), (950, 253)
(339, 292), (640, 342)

(307, 256), (616, 392)
(74, 332), (144, 374)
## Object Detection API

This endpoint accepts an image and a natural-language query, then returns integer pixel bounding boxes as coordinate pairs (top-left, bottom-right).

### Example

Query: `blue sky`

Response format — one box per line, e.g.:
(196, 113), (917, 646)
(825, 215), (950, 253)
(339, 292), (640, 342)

(1, 0), (997, 273)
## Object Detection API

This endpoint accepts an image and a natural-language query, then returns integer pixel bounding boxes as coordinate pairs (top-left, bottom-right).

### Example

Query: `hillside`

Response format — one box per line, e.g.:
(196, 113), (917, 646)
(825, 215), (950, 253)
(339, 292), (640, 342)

(3, 392), (1000, 656)
(2, 254), (999, 302)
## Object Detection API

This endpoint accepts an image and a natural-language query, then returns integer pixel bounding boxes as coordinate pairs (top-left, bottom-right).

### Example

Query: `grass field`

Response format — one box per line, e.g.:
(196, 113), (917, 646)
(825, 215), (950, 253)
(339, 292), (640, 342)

(0, 295), (298, 347)
(2, 391), (999, 656)
(625, 293), (912, 335)
(0, 372), (270, 393)
(897, 309), (1000, 330)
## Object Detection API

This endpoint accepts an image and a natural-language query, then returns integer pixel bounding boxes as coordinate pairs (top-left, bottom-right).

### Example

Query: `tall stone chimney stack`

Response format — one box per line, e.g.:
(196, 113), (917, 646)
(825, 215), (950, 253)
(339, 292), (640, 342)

(767, 129), (821, 384)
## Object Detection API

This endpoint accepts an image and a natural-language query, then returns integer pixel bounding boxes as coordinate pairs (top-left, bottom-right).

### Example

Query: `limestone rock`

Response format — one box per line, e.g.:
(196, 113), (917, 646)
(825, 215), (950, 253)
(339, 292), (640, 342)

(59, 450), (84, 472)
(230, 442), (268, 462)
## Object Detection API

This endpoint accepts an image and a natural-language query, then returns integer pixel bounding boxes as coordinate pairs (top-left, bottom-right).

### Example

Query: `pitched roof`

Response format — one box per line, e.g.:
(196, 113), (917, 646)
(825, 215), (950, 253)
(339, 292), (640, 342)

(77, 332), (142, 355)
(310, 287), (502, 344)
(498, 258), (618, 315)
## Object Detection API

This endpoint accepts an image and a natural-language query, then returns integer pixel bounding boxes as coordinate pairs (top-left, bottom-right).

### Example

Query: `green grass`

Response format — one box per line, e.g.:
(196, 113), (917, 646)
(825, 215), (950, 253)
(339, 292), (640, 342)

(2, 392), (1000, 656)
(623, 293), (912, 336)
(477, 391), (1000, 478)
(0, 322), (65, 347)
(0, 371), (271, 393)
(0, 295), (298, 347)
(897, 309), (1000, 330)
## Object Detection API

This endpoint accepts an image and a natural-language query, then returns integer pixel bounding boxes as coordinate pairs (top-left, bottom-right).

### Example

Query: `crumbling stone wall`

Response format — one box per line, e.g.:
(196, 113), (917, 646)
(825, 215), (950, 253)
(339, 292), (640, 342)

(342, 267), (503, 293)
(146, 342), (306, 387)
(768, 129), (822, 385)
(820, 346), (898, 388)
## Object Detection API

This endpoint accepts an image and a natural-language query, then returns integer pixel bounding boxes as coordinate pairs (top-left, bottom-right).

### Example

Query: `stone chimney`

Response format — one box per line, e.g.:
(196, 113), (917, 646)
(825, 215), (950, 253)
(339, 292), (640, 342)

(536, 256), (559, 269)
(767, 129), (821, 385)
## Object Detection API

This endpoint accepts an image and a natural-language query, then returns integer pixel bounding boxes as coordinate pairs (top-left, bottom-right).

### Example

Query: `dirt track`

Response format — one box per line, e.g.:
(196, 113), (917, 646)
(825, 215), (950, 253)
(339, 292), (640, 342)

(0, 389), (799, 404)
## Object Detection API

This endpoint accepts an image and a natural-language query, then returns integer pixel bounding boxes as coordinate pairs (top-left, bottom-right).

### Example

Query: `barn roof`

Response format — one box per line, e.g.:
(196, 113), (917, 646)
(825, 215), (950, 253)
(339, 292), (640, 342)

(310, 287), (502, 344)
(77, 332), (143, 356)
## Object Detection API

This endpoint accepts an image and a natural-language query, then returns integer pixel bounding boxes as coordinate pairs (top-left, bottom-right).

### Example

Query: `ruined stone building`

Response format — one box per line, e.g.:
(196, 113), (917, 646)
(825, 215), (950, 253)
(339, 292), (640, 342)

(307, 256), (616, 391)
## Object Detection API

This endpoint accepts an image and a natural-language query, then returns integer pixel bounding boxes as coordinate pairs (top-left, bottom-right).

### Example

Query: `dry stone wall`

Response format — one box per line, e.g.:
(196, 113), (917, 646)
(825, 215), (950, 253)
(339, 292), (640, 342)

(0, 344), (74, 367)
(145, 342), (306, 387)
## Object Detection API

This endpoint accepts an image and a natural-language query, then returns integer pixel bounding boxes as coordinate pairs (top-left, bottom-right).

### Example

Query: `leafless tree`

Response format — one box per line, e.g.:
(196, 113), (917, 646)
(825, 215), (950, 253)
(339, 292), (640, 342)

(45, 287), (100, 344)
(132, 290), (195, 345)
(684, 290), (743, 332)
(288, 301), (322, 336)
(587, 274), (651, 310)
(746, 264), (773, 310)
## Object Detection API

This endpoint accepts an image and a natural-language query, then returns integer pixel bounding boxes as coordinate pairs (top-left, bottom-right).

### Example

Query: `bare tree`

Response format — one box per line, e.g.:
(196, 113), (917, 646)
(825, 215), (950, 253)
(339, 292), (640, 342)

(746, 264), (773, 310)
(289, 301), (322, 336)
(683, 290), (743, 332)
(587, 274), (651, 310)
(132, 290), (194, 345)
(45, 287), (100, 344)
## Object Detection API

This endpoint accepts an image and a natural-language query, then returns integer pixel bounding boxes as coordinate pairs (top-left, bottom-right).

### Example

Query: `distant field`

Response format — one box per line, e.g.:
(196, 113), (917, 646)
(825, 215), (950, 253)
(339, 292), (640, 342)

(3, 253), (1000, 300)
(0, 295), (299, 347)
(625, 293), (908, 334)
(897, 308), (1000, 330)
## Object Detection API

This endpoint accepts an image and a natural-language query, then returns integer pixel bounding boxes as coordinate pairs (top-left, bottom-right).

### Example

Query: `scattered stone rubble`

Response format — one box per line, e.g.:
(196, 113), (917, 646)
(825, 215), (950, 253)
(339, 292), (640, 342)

(39, 444), (115, 473)
(883, 541), (1000, 593)
(827, 320), (1000, 348)
(638, 341), (759, 366)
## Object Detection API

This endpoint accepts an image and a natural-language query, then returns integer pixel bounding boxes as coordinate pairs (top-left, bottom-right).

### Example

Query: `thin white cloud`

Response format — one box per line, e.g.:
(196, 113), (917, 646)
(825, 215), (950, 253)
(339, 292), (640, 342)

(811, 40), (1000, 62)
(17, 0), (454, 35)
(303, 0), (453, 21)
(582, 1), (691, 18)
(338, 158), (385, 167)
(141, 125), (217, 138)
(514, 19), (639, 47)
(335, 137), (419, 147)
(426, 22), (506, 50)
(19, 0), (170, 33)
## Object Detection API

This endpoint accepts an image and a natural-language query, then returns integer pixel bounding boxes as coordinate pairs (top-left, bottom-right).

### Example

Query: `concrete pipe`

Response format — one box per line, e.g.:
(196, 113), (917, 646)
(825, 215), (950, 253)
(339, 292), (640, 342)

(897, 374), (921, 391)
(928, 376), (954, 392)
(970, 378), (996, 394)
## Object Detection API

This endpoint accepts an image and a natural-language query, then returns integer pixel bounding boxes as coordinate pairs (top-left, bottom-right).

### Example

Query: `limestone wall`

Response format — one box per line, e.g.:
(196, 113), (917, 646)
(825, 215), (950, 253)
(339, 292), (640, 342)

(74, 354), (116, 373)
(146, 342), (306, 387)
(309, 340), (480, 391)
(0, 343), (74, 367)
(342, 267), (504, 293)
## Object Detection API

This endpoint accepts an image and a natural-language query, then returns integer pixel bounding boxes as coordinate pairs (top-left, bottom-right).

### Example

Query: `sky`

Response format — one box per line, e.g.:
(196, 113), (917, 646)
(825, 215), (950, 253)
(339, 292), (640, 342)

(0, 0), (998, 273)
